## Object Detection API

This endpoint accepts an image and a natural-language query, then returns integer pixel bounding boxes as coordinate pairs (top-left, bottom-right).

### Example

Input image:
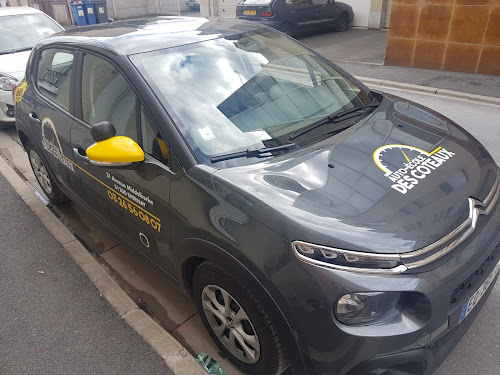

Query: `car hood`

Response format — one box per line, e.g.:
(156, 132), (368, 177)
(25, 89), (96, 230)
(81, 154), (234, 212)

(0, 50), (31, 80)
(212, 93), (499, 254)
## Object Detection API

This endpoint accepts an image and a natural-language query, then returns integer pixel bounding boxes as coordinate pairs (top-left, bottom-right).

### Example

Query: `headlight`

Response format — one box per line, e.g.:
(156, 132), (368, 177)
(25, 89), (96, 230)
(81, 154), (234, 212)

(335, 292), (401, 325)
(292, 241), (407, 274)
(0, 74), (18, 91)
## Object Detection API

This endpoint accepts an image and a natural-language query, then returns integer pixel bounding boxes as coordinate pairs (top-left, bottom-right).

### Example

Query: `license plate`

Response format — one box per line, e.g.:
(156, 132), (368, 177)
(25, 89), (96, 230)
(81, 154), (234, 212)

(243, 10), (256, 15)
(459, 260), (500, 323)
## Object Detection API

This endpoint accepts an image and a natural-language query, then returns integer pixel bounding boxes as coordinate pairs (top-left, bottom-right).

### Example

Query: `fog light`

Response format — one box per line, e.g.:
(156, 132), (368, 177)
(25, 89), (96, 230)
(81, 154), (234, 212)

(6, 105), (14, 118)
(335, 292), (401, 325)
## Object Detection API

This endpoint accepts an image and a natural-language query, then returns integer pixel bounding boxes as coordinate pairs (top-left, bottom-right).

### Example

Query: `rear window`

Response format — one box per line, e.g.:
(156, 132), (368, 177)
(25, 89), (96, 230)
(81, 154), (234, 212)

(36, 49), (75, 112)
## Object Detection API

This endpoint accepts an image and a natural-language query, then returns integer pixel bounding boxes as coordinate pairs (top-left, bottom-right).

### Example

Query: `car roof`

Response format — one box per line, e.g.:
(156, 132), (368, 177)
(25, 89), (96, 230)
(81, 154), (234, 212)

(36, 16), (266, 56)
(0, 6), (44, 16)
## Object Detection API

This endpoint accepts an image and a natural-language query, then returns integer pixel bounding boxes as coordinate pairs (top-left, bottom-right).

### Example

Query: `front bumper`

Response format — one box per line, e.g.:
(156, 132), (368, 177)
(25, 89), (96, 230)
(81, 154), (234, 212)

(267, 197), (500, 374)
(345, 271), (497, 375)
(0, 89), (15, 123)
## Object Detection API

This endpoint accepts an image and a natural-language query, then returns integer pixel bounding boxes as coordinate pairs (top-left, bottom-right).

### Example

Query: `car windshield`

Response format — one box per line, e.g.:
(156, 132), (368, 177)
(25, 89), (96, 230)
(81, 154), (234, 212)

(0, 14), (62, 54)
(132, 29), (374, 166)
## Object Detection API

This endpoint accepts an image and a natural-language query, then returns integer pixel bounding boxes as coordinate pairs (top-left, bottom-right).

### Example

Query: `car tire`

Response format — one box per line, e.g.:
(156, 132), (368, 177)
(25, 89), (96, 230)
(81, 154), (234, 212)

(193, 261), (289, 375)
(26, 141), (68, 204)
(336, 12), (349, 32)
(278, 23), (293, 37)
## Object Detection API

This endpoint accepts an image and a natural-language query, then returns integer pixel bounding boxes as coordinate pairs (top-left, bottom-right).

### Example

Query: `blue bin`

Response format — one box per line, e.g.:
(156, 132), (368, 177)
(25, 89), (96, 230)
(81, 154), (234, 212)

(70, 1), (87, 26)
(83, 0), (97, 25)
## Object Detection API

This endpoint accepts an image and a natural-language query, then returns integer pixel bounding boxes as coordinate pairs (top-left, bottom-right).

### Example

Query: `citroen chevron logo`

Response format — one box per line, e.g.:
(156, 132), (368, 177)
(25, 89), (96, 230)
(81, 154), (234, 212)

(468, 197), (488, 229)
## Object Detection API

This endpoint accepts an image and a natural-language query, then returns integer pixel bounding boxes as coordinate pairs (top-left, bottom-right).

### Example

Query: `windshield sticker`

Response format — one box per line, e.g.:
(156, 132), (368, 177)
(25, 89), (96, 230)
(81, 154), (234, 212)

(41, 117), (75, 173)
(373, 144), (455, 195)
(198, 126), (216, 141)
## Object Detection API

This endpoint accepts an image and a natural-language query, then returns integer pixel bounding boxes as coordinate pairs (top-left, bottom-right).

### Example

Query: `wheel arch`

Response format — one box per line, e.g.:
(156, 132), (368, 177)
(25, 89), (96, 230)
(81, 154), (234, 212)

(174, 238), (306, 374)
(340, 10), (350, 21)
(278, 22), (294, 37)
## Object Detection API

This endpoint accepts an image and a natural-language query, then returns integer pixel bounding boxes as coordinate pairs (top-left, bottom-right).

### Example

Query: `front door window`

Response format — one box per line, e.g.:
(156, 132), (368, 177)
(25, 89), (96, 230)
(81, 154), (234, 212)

(81, 54), (138, 140)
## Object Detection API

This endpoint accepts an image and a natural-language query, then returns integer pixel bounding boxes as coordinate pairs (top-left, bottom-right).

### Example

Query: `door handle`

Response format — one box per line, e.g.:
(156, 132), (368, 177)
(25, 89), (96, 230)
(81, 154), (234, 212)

(29, 112), (41, 124)
(73, 147), (90, 164)
(290, 11), (295, 15)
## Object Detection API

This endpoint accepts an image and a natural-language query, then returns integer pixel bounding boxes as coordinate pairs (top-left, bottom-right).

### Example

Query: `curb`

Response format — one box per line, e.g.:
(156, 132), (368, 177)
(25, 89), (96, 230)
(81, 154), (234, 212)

(356, 76), (500, 107)
(0, 155), (206, 375)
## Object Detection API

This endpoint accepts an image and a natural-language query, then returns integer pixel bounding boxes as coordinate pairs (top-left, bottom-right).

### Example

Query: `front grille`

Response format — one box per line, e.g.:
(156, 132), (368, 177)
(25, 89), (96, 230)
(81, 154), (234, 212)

(401, 173), (500, 270)
(449, 244), (499, 307)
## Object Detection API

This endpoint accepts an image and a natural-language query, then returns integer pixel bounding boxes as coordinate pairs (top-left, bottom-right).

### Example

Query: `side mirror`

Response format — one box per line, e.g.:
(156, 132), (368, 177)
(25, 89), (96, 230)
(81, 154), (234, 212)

(86, 122), (144, 167)
(91, 121), (116, 142)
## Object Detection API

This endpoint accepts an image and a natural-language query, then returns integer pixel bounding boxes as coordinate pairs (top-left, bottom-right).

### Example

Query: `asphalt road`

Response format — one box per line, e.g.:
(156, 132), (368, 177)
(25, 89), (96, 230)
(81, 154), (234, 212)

(0, 172), (173, 375)
(374, 88), (500, 375)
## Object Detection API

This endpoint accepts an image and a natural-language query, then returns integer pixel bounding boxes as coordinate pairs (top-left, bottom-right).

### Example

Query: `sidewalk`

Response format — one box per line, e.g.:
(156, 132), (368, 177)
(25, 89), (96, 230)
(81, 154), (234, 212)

(297, 28), (500, 100)
(0, 171), (174, 375)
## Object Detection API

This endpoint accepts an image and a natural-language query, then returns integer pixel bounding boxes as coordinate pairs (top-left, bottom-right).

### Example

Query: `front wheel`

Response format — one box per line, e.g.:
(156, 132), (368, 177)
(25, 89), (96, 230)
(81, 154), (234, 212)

(336, 13), (349, 32)
(193, 261), (288, 375)
(278, 22), (293, 37)
(27, 141), (68, 204)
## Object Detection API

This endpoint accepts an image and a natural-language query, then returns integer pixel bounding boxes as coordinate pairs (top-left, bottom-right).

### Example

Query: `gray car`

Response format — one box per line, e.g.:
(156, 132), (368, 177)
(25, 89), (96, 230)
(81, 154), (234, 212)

(14, 17), (500, 375)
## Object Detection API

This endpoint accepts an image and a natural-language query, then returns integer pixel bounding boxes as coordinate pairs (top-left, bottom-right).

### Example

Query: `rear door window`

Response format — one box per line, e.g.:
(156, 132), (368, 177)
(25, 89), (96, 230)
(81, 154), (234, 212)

(36, 49), (75, 112)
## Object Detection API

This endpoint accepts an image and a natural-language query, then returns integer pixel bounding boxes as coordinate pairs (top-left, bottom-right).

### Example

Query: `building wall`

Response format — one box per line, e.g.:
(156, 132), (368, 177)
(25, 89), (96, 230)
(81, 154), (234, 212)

(106, 0), (188, 20)
(385, 0), (500, 75)
(342, 0), (371, 27)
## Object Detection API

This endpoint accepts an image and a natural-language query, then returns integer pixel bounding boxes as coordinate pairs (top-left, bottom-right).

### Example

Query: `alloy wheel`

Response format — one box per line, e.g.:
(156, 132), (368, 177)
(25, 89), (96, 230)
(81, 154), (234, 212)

(29, 149), (53, 195)
(201, 284), (261, 364)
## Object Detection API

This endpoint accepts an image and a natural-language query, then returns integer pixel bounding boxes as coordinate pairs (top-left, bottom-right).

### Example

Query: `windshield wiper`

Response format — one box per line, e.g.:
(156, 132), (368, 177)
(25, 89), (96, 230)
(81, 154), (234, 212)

(289, 103), (380, 141)
(211, 143), (296, 163)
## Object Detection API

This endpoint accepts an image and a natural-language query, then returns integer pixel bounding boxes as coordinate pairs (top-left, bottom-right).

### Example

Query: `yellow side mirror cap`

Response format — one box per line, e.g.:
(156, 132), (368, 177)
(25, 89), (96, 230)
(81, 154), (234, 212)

(86, 136), (145, 166)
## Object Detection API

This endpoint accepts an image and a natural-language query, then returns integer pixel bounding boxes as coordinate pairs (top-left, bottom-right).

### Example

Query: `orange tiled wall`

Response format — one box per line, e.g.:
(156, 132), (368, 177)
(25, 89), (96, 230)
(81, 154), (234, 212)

(385, 0), (500, 75)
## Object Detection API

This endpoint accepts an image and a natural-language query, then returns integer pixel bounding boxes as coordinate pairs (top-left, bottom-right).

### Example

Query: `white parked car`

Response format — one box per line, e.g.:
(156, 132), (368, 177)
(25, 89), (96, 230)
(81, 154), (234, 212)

(0, 7), (63, 124)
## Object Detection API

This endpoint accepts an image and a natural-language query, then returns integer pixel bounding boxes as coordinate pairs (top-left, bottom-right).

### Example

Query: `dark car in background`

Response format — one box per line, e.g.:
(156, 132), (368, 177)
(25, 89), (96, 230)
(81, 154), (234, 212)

(236, 0), (354, 36)
(14, 17), (500, 375)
